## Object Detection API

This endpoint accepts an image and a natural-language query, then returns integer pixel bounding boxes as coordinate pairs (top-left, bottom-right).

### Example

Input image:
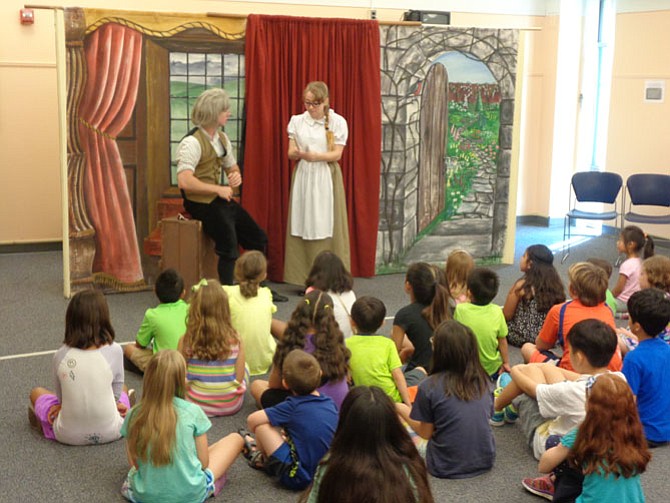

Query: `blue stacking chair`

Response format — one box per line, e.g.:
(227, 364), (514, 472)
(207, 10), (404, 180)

(623, 173), (670, 227)
(562, 171), (623, 263)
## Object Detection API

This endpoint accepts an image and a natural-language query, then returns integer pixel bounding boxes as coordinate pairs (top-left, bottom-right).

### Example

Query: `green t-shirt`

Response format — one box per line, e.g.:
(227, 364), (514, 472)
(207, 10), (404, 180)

(605, 289), (617, 314)
(121, 397), (211, 503)
(454, 302), (508, 376)
(346, 335), (403, 402)
(136, 299), (189, 353)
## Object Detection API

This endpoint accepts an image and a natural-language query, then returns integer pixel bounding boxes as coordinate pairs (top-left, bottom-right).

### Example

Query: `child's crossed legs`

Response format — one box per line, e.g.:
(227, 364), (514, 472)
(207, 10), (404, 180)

(494, 363), (579, 411)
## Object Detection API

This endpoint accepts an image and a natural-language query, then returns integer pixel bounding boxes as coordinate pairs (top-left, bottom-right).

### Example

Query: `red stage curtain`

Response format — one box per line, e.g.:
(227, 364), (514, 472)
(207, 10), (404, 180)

(78, 23), (143, 285)
(243, 15), (381, 281)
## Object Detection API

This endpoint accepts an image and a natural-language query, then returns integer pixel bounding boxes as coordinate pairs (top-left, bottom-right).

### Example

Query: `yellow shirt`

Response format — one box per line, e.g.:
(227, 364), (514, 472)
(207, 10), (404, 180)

(223, 285), (277, 376)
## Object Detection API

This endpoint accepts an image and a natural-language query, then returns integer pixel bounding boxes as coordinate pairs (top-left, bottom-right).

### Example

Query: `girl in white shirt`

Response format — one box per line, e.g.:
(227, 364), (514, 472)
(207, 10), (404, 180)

(29, 290), (129, 445)
(305, 251), (357, 338)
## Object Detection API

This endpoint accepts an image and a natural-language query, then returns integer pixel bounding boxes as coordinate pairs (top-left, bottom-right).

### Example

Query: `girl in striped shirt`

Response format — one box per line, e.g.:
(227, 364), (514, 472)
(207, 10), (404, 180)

(179, 279), (248, 416)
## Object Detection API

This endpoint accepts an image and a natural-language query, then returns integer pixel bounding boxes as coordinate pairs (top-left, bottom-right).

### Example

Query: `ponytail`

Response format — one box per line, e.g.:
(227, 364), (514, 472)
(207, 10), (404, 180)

(407, 263), (451, 327)
(423, 282), (452, 329)
(643, 234), (655, 259)
(324, 105), (335, 152)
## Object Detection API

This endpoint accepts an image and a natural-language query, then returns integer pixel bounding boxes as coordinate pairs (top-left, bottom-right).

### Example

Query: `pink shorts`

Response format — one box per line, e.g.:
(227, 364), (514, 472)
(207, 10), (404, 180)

(34, 391), (130, 441)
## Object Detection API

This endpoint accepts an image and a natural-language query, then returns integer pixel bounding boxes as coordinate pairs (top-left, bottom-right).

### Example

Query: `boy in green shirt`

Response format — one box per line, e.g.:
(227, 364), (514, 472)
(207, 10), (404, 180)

(586, 257), (617, 314)
(123, 269), (188, 373)
(346, 296), (411, 406)
(454, 267), (510, 379)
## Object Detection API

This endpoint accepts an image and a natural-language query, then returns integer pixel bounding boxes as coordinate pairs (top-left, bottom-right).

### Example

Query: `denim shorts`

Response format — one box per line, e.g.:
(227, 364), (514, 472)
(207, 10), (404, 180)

(121, 467), (215, 502)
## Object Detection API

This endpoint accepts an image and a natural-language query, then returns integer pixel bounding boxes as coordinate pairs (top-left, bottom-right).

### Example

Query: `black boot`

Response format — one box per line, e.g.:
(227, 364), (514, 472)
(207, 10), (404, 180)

(217, 258), (236, 286)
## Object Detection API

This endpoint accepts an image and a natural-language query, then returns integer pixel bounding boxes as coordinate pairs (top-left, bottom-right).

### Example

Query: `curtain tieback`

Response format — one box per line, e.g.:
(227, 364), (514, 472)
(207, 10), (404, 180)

(79, 118), (116, 140)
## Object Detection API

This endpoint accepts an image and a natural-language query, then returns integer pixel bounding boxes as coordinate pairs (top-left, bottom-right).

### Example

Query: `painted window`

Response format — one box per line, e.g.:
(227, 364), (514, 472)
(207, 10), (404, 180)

(169, 52), (245, 185)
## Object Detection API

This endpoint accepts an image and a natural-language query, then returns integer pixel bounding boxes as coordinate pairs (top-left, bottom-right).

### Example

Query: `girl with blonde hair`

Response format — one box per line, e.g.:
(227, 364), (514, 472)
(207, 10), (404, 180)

(121, 350), (243, 502)
(179, 279), (248, 416)
(285, 81), (350, 286)
(445, 249), (475, 305)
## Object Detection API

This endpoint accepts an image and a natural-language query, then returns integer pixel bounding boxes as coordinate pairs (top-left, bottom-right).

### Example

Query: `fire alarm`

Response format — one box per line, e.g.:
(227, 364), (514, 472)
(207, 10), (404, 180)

(20, 8), (35, 25)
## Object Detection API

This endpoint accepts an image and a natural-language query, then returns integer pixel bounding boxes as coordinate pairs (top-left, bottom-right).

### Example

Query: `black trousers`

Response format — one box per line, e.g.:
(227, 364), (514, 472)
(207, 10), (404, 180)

(183, 196), (268, 284)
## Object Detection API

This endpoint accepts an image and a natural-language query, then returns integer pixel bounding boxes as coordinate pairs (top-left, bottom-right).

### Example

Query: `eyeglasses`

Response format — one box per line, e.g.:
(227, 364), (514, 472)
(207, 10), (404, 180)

(304, 100), (323, 108)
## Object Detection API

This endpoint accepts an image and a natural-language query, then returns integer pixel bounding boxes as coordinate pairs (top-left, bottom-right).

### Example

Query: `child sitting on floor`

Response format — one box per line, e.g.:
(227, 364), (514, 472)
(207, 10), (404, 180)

(454, 267), (510, 379)
(640, 255), (670, 343)
(622, 288), (670, 447)
(121, 350), (243, 502)
(346, 296), (411, 406)
(251, 290), (350, 409)
(244, 350), (339, 491)
(586, 257), (617, 314)
(495, 319), (622, 499)
(300, 386), (434, 503)
(531, 374), (650, 503)
(392, 262), (451, 385)
(305, 251), (357, 338)
(445, 249), (475, 306)
(396, 320), (495, 479)
(124, 268), (188, 373)
(521, 261), (622, 372)
(504, 245), (565, 348)
(223, 251), (277, 376)
(612, 225), (655, 312)
(179, 279), (247, 417)
(29, 290), (130, 445)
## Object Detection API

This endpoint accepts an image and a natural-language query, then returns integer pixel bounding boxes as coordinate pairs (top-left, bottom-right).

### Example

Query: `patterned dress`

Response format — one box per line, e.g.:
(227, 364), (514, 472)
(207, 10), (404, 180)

(506, 297), (547, 347)
(185, 344), (248, 416)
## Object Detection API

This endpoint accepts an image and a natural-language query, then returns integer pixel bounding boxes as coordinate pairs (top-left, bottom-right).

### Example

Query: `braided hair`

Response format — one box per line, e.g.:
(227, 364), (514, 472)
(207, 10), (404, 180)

(304, 81), (334, 151)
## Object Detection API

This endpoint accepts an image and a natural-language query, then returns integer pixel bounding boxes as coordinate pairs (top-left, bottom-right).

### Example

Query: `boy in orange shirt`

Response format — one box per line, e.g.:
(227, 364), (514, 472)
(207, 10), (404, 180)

(521, 262), (622, 372)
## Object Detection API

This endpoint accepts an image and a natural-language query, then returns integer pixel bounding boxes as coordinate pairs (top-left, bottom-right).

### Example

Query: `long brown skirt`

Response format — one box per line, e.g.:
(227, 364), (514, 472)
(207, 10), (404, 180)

(283, 162), (351, 286)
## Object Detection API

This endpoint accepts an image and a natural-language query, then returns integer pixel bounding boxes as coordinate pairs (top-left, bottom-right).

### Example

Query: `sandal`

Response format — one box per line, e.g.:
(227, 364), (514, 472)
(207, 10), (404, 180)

(237, 428), (266, 469)
(247, 449), (266, 470)
(237, 428), (257, 459)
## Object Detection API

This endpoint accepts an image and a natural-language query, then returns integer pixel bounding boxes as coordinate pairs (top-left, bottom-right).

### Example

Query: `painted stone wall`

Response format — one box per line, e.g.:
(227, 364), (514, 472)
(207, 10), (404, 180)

(378, 26), (518, 269)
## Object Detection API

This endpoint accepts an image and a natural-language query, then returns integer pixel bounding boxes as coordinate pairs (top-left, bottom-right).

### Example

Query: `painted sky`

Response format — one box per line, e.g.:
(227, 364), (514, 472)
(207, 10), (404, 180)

(432, 51), (496, 84)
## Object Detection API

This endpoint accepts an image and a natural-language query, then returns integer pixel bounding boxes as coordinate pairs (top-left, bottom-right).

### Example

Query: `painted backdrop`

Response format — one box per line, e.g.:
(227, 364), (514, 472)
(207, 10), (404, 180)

(377, 26), (518, 271)
(64, 10), (518, 293)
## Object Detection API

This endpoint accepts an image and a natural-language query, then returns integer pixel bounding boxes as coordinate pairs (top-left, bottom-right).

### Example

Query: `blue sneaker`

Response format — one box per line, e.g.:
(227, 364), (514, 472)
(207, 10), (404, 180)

(490, 409), (505, 427)
(504, 403), (519, 424)
(497, 371), (513, 390)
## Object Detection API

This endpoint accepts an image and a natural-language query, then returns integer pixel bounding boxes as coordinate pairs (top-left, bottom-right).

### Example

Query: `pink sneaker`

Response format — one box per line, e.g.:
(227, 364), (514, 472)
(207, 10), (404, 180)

(521, 474), (554, 500)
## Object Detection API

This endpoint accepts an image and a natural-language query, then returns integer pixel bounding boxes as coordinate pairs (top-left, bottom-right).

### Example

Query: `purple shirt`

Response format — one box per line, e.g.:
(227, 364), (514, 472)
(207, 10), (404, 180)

(303, 334), (349, 409)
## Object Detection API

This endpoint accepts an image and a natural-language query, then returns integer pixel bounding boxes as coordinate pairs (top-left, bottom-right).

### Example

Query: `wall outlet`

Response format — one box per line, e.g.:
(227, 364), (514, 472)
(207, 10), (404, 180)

(370, 9), (377, 20)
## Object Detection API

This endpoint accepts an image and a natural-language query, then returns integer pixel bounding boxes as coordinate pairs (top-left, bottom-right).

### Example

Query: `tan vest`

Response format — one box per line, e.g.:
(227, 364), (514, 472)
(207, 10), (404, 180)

(184, 128), (227, 204)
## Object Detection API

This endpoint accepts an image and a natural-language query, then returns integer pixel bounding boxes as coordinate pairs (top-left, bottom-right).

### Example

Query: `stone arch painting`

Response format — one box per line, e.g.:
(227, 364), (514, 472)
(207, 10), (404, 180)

(377, 26), (518, 271)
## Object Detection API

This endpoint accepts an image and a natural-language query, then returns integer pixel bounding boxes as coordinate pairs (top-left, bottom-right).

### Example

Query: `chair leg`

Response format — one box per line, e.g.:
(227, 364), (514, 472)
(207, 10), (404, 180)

(614, 214), (623, 266)
(562, 216), (570, 264)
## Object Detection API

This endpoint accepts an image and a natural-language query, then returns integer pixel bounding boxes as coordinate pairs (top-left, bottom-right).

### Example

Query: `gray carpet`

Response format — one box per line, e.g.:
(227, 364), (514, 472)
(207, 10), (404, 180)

(2, 223), (669, 502)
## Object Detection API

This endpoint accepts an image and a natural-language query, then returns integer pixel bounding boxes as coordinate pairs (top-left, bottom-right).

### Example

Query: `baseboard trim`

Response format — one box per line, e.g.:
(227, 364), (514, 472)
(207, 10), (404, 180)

(516, 215), (550, 227)
(0, 242), (62, 254)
